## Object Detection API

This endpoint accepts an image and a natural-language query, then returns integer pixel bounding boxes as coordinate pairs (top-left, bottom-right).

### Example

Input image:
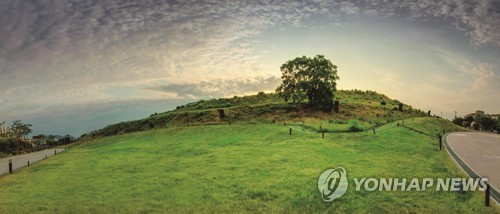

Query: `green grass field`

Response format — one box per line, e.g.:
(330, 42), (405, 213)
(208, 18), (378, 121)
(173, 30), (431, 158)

(0, 117), (496, 213)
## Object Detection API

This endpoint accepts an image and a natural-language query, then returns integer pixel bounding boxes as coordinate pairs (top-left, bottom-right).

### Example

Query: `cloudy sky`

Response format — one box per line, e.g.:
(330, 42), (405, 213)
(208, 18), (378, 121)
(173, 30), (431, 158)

(1, 0), (499, 136)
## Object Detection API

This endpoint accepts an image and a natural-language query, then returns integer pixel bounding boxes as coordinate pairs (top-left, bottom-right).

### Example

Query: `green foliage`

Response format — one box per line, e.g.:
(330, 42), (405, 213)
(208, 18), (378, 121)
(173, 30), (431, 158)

(347, 121), (363, 132)
(306, 119), (372, 133)
(452, 117), (464, 126)
(10, 120), (32, 140)
(477, 115), (496, 131)
(58, 135), (75, 145)
(452, 112), (499, 131)
(276, 55), (339, 110)
(329, 119), (347, 124)
(461, 115), (472, 127)
(0, 139), (16, 155)
(3, 120), (33, 154)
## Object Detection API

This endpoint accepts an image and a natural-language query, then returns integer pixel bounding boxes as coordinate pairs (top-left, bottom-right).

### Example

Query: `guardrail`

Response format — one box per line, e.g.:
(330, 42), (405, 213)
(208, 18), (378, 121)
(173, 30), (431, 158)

(443, 133), (499, 205)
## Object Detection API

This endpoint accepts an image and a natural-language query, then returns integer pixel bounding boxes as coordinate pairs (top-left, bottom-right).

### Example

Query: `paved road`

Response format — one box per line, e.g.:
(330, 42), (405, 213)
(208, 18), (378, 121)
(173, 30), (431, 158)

(446, 132), (500, 195)
(0, 148), (66, 175)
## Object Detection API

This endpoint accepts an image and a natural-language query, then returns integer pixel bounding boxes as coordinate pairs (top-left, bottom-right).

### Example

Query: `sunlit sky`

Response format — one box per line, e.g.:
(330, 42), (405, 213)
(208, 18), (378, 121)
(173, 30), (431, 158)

(1, 0), (499, 136)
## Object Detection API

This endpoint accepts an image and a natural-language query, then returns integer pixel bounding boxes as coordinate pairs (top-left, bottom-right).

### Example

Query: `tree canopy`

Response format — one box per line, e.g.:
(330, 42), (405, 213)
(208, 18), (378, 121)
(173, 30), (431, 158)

(10, 120), (32, 140)
(9, 120), (32, 154)
(276, 55), (339, 110)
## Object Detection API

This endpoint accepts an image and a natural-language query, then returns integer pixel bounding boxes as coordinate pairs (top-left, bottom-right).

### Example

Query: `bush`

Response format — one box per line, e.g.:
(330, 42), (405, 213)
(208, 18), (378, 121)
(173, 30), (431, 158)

(348, 124), (363, 132)
(380, 100), (386, 105)
(328, 120), (348, 124)
(452, 117), (465, 126)
(348, 121), (363, 132)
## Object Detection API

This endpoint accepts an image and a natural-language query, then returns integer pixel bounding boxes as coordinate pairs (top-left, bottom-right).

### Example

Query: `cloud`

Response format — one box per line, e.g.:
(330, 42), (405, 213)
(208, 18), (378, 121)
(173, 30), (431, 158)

(452, 62), (500, 114)
(339, 2), (359, 15)
(430, 47), (499, 111)
(467, 63), (500, 94)
(148, 76), (281, 99)
(406, 0), (500, 47)
(0, 0), (499, 135)
(1, 1), (498, 92)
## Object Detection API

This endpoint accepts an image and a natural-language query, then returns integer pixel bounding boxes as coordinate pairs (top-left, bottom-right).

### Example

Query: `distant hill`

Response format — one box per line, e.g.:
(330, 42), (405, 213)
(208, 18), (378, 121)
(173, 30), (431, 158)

(89, 89), (428, 137)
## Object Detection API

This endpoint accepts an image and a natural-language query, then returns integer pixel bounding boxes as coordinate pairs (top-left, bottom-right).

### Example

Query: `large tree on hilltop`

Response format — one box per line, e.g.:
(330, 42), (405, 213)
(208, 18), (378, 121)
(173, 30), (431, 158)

(276, 55), (339, 110)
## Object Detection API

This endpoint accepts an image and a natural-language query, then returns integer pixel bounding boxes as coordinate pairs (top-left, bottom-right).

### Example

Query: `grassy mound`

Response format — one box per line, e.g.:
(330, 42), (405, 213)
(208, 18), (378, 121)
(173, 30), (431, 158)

(0, 117), (495, 213)
(91, 90), (428, 137)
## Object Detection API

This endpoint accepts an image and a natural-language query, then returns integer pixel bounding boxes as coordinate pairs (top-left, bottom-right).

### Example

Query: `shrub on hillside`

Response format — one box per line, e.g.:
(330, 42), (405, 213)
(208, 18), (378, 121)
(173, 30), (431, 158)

(328, 120), (348, 124)
(348, 121), (363, 132)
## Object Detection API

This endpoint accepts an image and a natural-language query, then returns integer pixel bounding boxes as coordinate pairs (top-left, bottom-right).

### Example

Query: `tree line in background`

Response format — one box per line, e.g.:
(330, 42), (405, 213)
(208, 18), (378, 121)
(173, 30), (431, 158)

(452, 111), (500, 132)
(0, 120), (75, 156)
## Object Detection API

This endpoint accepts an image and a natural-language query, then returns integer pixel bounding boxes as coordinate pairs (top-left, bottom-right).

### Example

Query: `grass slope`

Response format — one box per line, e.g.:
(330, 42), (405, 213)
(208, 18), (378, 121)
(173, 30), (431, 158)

(0, 117), (495, 213)
(92, 90), (427, 137)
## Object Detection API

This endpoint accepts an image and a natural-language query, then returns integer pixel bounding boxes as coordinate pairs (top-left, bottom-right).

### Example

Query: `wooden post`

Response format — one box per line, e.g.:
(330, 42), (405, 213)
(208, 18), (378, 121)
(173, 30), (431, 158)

(485, 183), (490, 207)
(438, 133), (442, 150)
(8, 159), (12, 174)
(322, 131), (324, 139)
(55, 149), (57, 155)
(218, 109), (225, 119)
(289, 128), (292, 135)
(373, 128), (376, 135)
(28, 161), (30, 167)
